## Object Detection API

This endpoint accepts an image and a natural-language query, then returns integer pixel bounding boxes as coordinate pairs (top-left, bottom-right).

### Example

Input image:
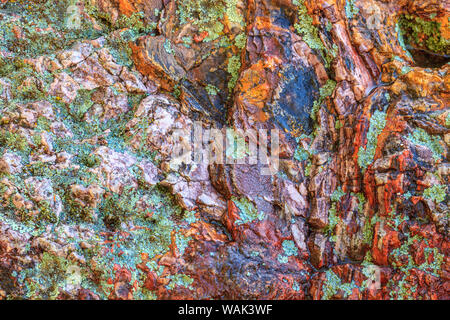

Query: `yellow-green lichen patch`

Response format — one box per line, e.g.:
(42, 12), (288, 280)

(100, 187), (140, 229)
(357, 110), (387, 169)
(407, 128), (444, 162)
(310, 80), (336, 122)
(293, 0), (334, 68)
(388, 234), (444, 299)
(234, 33), (247, 49)
(174, 0), (246, 94)
(0, 129), (30, 153)
(423, 185), (446, 203)
(0, 0), (101, 58)
(176, 0), (226, 42)
(322, 269), (358, 300)
(166, 274), (194, 290)
(227, 55), (242, 91)
(0, 58), (52, 104)
(205, 84), (219, 96)
(24, 252), (72, 299)
(163, 39), (175, 55)
(232, 196), (265, 225)
(293, 0), (325, 52)
(398, 14), (450, 56)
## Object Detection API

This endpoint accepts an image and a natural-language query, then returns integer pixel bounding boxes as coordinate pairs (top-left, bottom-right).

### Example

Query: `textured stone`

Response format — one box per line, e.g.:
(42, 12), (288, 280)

(0, 0), (448, 301)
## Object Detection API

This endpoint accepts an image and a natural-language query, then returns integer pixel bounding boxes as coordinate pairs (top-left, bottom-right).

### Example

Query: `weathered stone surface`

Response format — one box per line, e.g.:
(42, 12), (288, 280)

(0, 0), (448, 300)
(0, 152), (22, 174)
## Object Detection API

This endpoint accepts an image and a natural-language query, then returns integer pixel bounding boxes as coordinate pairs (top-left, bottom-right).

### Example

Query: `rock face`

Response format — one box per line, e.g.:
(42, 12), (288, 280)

(0, 0), (448, 300)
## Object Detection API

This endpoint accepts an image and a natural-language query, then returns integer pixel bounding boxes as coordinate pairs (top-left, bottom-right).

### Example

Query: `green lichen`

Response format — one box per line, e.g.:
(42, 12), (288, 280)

(63, 189), (94, 222)
(304, 160), (313, 177)
(389, 234), (444, 298)
(292, 280), (300, 292)
(182, 36), (192, 48)
(26, 252), (71, 299)
(86, 4), (153, 34)
(36, 200), (58, 224)
(282, 240), (298, 257)
(401, 65), (413, 75)
(234, 33), (247, 49)
(225, 0), (245, 26)
(331, 187), (346, 202)
(69, 89), (94, 121)
(100, 187), (140, 228)
(172, 84), (181, 99)
(355, 192), (366, 213)
(227, 55), (241, 91)
(311, 80), (336, 121)
(225, 129), (247, 160)
(232, 196), (264, 225)
(106, 31), (135, 68)
(395, 23), (414, 60)
(163, 39), (175, 55)
(0, 58), (52, 104)
(0, 0), (104, 59)
(294, 144), (310, 161)
(36, 116), (52, 132)
(357, 110), (387, 169)
(293, 0), (334, 68)
(175, 0), (246, 92)
(398, 14), (450, 55)
(407, 128), (444, 162)
(324, 203), (339, 237)
(345, 0), (359, 19)
(277, 254), (289, 264)
(293, 0), (325, 52)
(294, 146), (310, 162)
(423, 184), (446, 203)
(250, 250), (260, 257)
(362, 217), (374, 245)
(176, 0), (226, 42)
(183, 210), (198, 225)
(205, 84), (219, 96)
(0, 129), (30, 153)
(392, 280), (416, 300)
(166, 274), (194, 290)
(175, 233), (191, 256)
(78, 151), (101, 168)
(115, 12), (152, 34)
(422, 247), (444, 275)
(323, 187), (347, 237)
(80, 188), (185, 296)
(322, 269), (357, 300)
(293, 134), (313, 162)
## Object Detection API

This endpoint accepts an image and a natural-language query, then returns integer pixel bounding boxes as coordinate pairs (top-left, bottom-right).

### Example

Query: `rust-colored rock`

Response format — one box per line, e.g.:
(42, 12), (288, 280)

(0, 0), (448, 300)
